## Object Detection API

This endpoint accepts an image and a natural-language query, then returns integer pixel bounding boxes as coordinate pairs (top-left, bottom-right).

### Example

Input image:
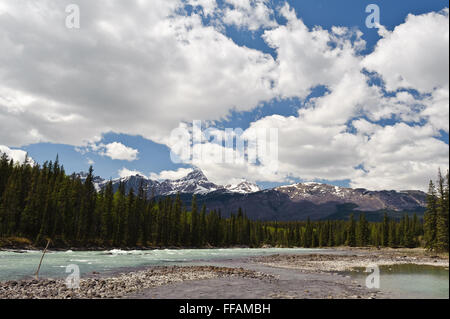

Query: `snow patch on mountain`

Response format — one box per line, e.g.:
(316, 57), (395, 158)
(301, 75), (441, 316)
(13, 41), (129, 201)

(275, 182), (427, 211)
(225, 181), (262, 194)
(81, 168), (261, 196)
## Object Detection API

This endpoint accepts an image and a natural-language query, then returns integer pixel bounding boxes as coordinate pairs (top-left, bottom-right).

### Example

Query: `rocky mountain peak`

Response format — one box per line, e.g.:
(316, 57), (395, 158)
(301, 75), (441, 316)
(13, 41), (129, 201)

(275, 181), (426, 212)
(97, 168), (261, 196)
(181, 169), (208, 182)
(89, 170), (426, 221)
(224, 180), (261, 194)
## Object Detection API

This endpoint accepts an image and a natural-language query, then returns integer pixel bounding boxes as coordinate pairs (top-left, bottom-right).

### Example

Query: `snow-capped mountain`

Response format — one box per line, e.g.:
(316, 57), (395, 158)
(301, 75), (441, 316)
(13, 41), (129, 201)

(85, 169), (261, 196)
(74, 170), (426, 221)
(161, 169), (221, 194)
(224, 181), (261, 194)
(275, 182), (426, 212)
(192, 182), (427, 221)
(72, 171), (107, 192)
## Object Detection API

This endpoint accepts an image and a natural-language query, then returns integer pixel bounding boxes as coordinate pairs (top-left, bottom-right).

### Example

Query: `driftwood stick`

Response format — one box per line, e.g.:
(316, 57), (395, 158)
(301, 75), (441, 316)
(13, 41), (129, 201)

(35, 239), (50, 280)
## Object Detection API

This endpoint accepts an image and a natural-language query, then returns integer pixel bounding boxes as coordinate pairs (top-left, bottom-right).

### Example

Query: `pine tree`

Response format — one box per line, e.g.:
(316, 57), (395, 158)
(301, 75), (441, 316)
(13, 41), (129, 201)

(180, 208), (190, 246)
(126, 188), (137, 246)
(0, 152), (432, 249)
(190, 195), (199, 247)
(402, 214), (414, 248)
(435, 169), (449, 252)
(327, 220), (334, 247)
(199, 204), (207, 246)
(101, 181), (114, 243)
(304, 217), (312, 248)
(357, 213), (369, 246)
(171, 193), (182, 245)
(0, 153), (13, 198)
(382, 213), (389, 247)
(346, 214), (356, 247)
(388, 220), (397, 247)
(424, 180), (438, 249)
(77, 166), (96, 244)
(112, 182), (126, 246)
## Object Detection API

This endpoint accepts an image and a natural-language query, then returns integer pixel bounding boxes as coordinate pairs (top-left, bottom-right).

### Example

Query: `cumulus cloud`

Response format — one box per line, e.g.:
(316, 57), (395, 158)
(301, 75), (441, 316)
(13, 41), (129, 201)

(350, 123), (449, 190)
(149, 167), (194, 181)
(362, 8), (449, 134)
(0, 1), (448, 191)
(120, 167), (194, 181)
(363, 9), (449, 93)
(166, 6), (449, 191)
(0, 145), (33, 164)
(118, 167), (146, 178)
(186, 0), (217, 17)
(222, 0), (277, 31)
(99, 142), (139, 161)
(263, 3), (366, 99)
(0, 0), (277, 147)
(421, 86), (449, 132)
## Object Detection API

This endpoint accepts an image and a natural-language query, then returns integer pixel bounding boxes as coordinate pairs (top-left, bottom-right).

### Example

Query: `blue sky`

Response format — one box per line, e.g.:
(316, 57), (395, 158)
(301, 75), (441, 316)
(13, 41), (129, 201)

(1, 0), (448, 191)
(223, 0), (449, 55)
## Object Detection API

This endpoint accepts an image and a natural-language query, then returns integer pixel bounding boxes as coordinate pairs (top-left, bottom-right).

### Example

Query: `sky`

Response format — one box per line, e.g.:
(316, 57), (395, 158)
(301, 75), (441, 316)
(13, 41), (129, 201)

(0, 0), (449, 191)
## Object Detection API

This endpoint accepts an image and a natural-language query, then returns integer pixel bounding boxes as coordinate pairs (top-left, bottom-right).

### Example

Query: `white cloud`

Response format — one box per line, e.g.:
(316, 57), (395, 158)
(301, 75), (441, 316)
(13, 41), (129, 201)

(0, 1), (448, 191)
(99, 142), (139, 161)
(350, 123), (449, 190)
(187, 0), (217, 17)
(118, 167), (146, 178)
(167, 8), (449, 191)
(363, 9), (449, 93)
(421, 86), (450, 133)
(0, 145), (33, 164)
(193, 110), (448, 191)
(149, 167), (194, 180)
(262, 3), (365, 100)
(242, 113), (365, 182)
(222, 0), (277, 31)
(0, 0), (277, 147)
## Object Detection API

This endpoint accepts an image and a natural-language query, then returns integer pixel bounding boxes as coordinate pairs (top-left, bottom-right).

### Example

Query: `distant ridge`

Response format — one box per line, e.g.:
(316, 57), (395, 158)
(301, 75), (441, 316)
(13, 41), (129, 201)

(75, 169), (427, 221)
(76, 168), (261, 196)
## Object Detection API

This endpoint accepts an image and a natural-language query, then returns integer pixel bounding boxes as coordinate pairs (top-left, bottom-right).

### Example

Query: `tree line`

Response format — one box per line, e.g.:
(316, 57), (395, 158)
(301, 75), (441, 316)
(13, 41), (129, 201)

(0, 153), (448, 251)
(423, 169), (449, 252)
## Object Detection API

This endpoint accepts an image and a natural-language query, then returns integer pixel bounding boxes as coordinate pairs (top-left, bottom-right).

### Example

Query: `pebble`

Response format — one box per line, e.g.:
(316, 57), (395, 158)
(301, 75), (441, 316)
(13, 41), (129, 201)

(0, 265), (273, 299)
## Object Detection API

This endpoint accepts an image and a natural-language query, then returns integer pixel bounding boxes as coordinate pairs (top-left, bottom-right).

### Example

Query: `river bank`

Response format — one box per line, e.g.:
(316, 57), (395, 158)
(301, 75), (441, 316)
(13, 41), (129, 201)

(0, 265), (273, 299)
(253, 247), (449, 272)
(0, 236), (268, 251)
(0, 260), (376, 299)
(0, 248), (447, 299)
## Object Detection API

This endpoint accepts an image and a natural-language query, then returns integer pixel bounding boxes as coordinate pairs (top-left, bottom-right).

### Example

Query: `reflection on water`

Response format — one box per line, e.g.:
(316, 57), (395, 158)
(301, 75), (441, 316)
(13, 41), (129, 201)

(350, 264), (449, 299)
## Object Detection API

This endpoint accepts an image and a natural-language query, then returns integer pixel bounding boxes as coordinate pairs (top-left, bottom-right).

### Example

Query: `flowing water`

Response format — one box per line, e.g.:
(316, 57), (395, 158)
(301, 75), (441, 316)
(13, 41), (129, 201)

(0, 248), (322, 281)
(0, 248), (448, 298)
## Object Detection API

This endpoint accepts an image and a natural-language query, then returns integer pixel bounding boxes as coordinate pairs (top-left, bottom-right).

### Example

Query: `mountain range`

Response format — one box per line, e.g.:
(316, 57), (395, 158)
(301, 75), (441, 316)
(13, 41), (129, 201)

(76, 169), (427, 221)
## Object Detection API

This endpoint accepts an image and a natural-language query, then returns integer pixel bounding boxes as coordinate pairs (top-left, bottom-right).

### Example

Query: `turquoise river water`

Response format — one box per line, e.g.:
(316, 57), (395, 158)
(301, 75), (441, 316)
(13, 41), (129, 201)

(0, 248), (322, 281)
(0, 248), (448, 298)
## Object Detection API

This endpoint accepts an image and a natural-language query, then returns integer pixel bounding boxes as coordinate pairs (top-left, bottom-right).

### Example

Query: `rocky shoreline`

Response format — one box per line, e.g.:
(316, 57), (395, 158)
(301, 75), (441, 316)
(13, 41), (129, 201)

(0, 266), (274, 299)
(252, 248), (449, 273)
(0, 248), (447, 299)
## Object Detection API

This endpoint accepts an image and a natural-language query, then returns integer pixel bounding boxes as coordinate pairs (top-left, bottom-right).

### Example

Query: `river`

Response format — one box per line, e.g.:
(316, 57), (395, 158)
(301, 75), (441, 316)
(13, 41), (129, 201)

(0, 248), (448, 298)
